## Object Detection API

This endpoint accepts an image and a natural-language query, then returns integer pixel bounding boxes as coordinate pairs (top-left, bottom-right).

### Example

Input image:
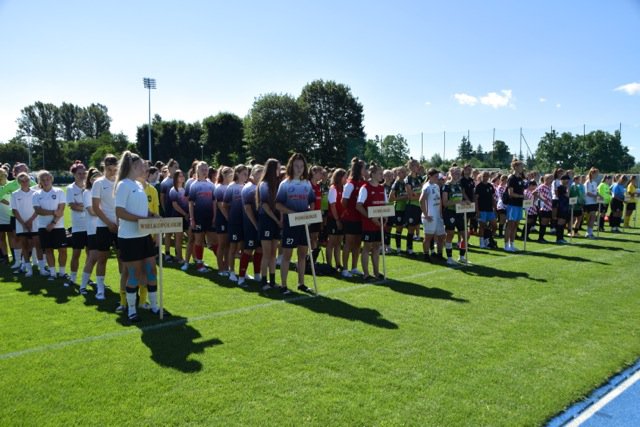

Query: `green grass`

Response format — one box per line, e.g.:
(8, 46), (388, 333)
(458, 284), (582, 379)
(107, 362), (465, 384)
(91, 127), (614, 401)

(1, 225), (639, 426)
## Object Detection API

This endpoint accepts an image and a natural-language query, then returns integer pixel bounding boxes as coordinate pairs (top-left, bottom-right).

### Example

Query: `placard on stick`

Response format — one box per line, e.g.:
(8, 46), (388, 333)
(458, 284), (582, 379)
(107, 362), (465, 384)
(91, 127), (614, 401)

(522, 200), (533, 251)
(368, 204), (395, 280)
(288, 210), (322, 295)
(455, 202), (475, 265)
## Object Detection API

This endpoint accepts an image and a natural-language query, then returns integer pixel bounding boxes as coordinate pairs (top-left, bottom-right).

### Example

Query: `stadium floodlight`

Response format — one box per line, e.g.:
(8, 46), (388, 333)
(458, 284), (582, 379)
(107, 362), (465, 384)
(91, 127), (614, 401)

(143, 77), (157, 161)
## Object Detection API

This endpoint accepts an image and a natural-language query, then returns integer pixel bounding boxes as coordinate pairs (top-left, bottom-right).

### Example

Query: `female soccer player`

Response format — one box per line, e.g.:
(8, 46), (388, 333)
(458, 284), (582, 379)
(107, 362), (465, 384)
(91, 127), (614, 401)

(624, 175), (637, 228)
(240, 164), (264, 286)
(475, 171), (497, 248)
(308, 165), (324, 266)
(504, 160), (526, 252)
(610, 175), (627, 232)
(340, 158), (366, 278)
(66, 161), (88, 285)
(159, 158), (180, 262)
(79, 168), (101, 295)
(214, 166), (234, 277)
(222, 164), (249, 283)
(420, 168), (445, 262)
(356, 162), (387, 281)
(33, 170), (68, 283)
(115, 151), (160, 323)
(188, 161), (216, 273)
(583, 168), (599, 239)
(169, 169), (190, 269)
(441, 167), (467, 264)
(326, 168), (346, 272)
(10, 172), (39, 277)
(275, 153), (315, 294)
(534, 174), (553, 243)
(389, 166), (408, 253)
(257, 159), (282, 290)
(569, 175), (585, 236)
(522, 180), (538, 240)
(597, 175), (612, 232)
(495, 174), (508, 237)
(403, 159), (423, 256)
(92, 154), (119, 300)
(555, 175), (571, 243)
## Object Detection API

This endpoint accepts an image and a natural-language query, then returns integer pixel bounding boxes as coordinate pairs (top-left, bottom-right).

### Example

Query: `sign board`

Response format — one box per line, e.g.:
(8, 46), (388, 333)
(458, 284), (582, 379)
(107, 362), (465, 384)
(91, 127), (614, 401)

(367, 205), (395, 218)
(138, 217), (183, 234)
(569, 197), (578, 205)
(455, 202), (476, 214)
(596, 196), (604, 204)
(522, 200), (534, 209)
(624, 195), (633, 203)
(288, 210), (322, 227)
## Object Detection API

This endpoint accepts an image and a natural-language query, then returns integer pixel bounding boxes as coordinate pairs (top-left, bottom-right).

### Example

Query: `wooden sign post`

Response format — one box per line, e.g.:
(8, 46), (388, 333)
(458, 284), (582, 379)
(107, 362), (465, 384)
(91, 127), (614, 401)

(139, 217), (183, 319)
(367, 205), (396, 280)
(569, 197), (578, 242)
(455, 202), (476, 264)
(288, 210), (323, 295)
(522, 199), (534, 252)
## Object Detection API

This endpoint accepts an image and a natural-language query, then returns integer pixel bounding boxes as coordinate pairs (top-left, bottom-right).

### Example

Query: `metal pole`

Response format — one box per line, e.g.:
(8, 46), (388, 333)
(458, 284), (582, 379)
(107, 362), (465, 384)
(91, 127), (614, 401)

(570, 206), (574, 243)
(463, 211), (469, 264)
(148, 87), (152, 162)
(380, 217), (386, 279)
(523, 208), (528, 252)
(158, 232), (163, 319)
(421, 132), (423, 160)
(304, 224), (318, 295)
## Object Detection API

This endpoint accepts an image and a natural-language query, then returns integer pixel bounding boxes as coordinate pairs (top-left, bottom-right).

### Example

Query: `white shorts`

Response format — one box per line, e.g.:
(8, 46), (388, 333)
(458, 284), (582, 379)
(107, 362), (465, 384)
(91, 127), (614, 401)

(422, 216), (445, 236)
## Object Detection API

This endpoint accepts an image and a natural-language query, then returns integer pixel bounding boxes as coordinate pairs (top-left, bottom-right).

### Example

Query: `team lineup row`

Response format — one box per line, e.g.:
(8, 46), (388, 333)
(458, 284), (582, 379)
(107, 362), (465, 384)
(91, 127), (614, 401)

(0, 156), (637, 322)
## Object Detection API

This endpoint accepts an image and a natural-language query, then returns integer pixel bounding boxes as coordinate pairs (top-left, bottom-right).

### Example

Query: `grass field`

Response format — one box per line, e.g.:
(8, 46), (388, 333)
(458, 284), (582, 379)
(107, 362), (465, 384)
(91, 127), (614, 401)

(1, 225), (639, 426)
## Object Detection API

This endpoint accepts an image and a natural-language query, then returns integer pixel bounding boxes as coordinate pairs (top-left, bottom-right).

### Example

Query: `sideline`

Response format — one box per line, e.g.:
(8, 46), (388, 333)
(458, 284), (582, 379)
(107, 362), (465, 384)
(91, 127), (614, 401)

(0, 243), (585, 361)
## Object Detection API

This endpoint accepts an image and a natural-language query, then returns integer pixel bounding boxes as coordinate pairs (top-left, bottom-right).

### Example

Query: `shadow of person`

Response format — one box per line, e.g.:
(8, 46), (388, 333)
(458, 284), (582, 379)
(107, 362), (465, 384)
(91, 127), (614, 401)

(574, 242), (635, 252)
(14, 273), (77, 304)
(521, 250), (609, 264)
(379, 279), (469, 303)
(285, 293), (398, 329)
(138, 316), (223, 373)
(459, 264), (547, 283)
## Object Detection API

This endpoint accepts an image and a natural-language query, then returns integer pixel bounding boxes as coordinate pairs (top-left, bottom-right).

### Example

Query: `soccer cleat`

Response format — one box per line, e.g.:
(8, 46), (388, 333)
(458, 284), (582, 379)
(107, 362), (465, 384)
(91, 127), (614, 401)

(39, 269), (50, 277)
(115, 304), (126, 313)
(128, 313), (141, 323)
(297, 284), (314, 294)
(79, 287), (88, 295)
(180, 262), (189, 271)
(446, 258), (457, 266)
(341, 269), (353, 278)
(253, 273), (262, 282)
(95, 292), (106, 301)
(139, 303), (151, 310)
(25, 271), (33, 278)
(196, 265), (209, 273)
(261, 283), (273, 291)
(237, 277), (247, 288)
(458, 256), (467, 264)
(218, 270), (230, 277)
(350, 268), (363, 276)
(556, 239), (568, 244)
(228, 272), (238, 282)
(406, 249), (414, 256)
(279, 286), (291, 295)
(151, 307), (171, 316)
(510, 245), (519, 252)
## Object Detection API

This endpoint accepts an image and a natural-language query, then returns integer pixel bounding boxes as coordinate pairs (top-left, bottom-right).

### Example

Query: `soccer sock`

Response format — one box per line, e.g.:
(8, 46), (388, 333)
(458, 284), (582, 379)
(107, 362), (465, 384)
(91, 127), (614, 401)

(13, 248), (21, 264)
(38, 259), (46, 270)
(97, 276), (105, 286)
(445, 242), (453, 259)
(556, 225), (564, 240)
(70, 272), (77, 283)
(239, 253), (250, 278)
(139, 285), (148, 305)
(395, 233), (402, 250)
(194, 245), (204, 263)
(539, 224), (547, 239)
(58, 267), (65, 277)
(148, 285), (158, 310)
(312, 247), (320, 263)
(459, 245), (466, 257)
(498, 224), (504, 236)
(384, 231), (391, 246)
(406, 232), (414, 251)
(253, 252), (262, 274)
(261, 276), (268, 286)
(31, 249), (37, 265)
(80, 272), (90, 288)
(126, 289), (138, 317)
(269, 273), (276, 285)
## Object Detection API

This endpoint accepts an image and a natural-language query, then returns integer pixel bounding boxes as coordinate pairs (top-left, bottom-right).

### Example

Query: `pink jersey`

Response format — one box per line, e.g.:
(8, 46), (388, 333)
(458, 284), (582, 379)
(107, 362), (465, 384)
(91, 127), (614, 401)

(537, 183), (552, 212)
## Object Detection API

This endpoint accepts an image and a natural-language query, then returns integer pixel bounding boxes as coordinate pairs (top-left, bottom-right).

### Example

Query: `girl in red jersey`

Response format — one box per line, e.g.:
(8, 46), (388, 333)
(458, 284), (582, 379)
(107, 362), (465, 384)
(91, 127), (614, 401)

(326, 168), (346, 272)
(356, 163), (387, 282)
(340, 157), (367, 278)
(308, 165), (324, 266)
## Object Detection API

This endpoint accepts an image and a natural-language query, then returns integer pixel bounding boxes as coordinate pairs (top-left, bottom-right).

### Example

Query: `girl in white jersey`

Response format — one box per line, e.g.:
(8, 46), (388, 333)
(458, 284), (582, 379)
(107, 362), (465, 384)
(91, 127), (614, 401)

(115, 151), (161, 323)
(420, 168), (445, 262)
(91, 154), (119, 301)
(79, 168), (101, 295)
(66, 161), (88, 285)
(10, 172), (39, 277)
(583, 167), (599, 239)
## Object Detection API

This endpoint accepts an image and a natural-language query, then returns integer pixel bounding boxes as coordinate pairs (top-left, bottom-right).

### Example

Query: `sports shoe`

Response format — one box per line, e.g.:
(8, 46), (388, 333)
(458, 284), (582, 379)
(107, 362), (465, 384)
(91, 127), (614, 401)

(196, 265), (209, 273)
(362, 275), (375, 283)
(115, 304), (126, 313)
(537, 238), (549, 244)
(228, 272), (238, 282)
(341, 269), (352, 278)
(180, 262), (189, 271)
(39, 268), (49, 277)
(350, 268), (363, 276)
(406, 249), (414, 256)
(261, 283), (273, 291)
(128, 313), (141, 323)
(297, 284), (314, 294)
(458, 256), (467, 264)
(504, 246), (514, 253)
(79, 287), (88, 295)
(11, 260), (21, 269)
(25, 270), (33, 278)
(586, 233), (595, 239)
(139, 303), (151, 310)
(253, 273), (262, 282)
(556, 239), (568, 244)
(47, 275), (55, 281)
(280, 286), (291, 295)
(218, 270), (230, 277)
(237, 277), (247, 288)
(549, 228), (556, 234)
(510, 245), (519, 252)
(151, 307), (171, 316)
(95, 292), (106, 301)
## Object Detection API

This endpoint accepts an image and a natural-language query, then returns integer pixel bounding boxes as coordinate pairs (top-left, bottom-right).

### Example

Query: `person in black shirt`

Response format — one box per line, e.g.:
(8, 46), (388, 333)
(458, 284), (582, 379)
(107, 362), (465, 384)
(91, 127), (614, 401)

(474, 171), (497, 249)
(504, 160), (526, 252)
(555, 175), (571, 243)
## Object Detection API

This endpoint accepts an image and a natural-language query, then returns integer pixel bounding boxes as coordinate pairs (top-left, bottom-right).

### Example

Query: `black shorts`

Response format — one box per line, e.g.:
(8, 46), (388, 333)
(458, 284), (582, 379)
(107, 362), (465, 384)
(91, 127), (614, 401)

(443, 211), (465, 232)
(10, 216), (16, 231)
(193, 215), (214, 233)
(95, 226), (118, 252)
(557, 211), (570, 222)
(215, 213), (228, 234)
(309, 222), (321, 234)
(627, 203), (636, 213)
(539, 210), (552, 219)
(403, 204), (422, 227)
(610, 199), (624, 214)
(118, 235), (156, 262)
(572, 209), (583, 217)
(362, 230), (381, 243)
(552, 199), (559, 209)
(343, 220), (362, 235)
(243, 221), (260, 250)
(258, 214), (280, 241)
(326, 217), (343, 235)
(282, 220), (306, 248)
(228, 223), (244, 243)
(599, 203), (609, 214)
(71, 231), (88, 250)
(393, 210), (405, 227)
(0, 223), (12, 232)
(38, 228), (67, 250)
(584, 204), (598, 213)
(87, 234), (98, 250)
(16, 232), (37, 239)
(497, 208), (506, 216)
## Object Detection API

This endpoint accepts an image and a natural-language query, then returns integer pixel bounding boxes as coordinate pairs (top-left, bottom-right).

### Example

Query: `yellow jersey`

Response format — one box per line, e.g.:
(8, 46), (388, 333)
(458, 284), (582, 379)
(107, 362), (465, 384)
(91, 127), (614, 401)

(144, 182), (160, 215)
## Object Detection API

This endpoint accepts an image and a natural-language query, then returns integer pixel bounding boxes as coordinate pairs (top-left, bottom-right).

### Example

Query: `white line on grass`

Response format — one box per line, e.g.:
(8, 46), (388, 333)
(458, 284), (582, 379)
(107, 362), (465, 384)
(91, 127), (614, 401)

(565, 368), (640, 427)
(0, 243), (576, 361)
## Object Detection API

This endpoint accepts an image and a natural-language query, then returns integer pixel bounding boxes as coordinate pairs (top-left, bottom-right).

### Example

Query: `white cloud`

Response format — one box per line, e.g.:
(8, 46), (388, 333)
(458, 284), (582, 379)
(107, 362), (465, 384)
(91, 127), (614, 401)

(614, 82), (640, 95)
(556, 103), (561, 108)
(539, 97), (547, 103)
(479, 89), (513, 109)
(453, 93), (478, 106)
(424, 101), (432, 106)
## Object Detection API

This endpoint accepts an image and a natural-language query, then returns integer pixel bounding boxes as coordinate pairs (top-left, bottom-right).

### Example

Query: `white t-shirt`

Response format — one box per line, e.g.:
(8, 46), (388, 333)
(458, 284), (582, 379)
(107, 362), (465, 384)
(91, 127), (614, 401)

(10, 188), (36, 234)
(328, 187), (338, 204)
(356, 186), (389, 204)
(115, 178), (149, 239)
(91, 176), (117, 227)
(551, 179), (561, 200)
(342, 182), (355, 200)
(0, 190), (11, 225)
(421, 182), (442, 219)
(83, 190), (97, 236)
(66, 182), (87, 232)
(584, 181), (598, 205)
(33, 187), (65, 229)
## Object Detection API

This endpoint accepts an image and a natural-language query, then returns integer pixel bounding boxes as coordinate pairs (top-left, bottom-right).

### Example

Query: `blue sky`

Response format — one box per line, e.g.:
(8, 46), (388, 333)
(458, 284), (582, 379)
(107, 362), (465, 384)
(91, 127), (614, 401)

(1, 0), (639, 161)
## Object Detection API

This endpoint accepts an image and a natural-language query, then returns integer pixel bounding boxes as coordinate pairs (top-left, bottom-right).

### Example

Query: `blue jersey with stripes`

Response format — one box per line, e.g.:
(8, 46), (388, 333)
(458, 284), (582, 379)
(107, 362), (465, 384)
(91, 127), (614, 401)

(214, 183), (228, 204)
(223, 182), (245, 225)
(258, 182), (275, 216)
(242, 182), (258, 217)
(188, 179), (215, 218)
(275, 178), (315, 213)
(169, 187), (189, 214)
(160, 177), (174, 214)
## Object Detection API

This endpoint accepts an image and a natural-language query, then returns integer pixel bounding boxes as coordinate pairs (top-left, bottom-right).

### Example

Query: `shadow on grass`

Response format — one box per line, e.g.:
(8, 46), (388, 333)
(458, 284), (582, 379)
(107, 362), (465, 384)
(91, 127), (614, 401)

(11, 271), (78, 304)
(574, 242), (635, 252)
(519, 250), (609, 264)
(379, 278), (469, 303)
(458, 264), (547, 283)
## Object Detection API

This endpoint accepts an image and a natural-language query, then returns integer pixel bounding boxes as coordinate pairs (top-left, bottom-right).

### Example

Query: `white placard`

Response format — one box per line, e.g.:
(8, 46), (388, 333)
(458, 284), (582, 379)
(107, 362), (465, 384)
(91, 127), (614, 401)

(522, 200), (534, 209)
(138, 217), (183, 234)
(455, 202), (476, 214)
(288, 210), (322, 227)
(367, 204), (395, 218)
(569, 197), (578, 205)
(596, 196), (604, 204)
(624, 195), (632, 203)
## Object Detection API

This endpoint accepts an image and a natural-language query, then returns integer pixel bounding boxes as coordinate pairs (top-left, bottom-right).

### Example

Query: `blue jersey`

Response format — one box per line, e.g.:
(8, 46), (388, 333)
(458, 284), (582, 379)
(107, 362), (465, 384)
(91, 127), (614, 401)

(242, 182), (257, 218)
(184, 177), (196, 198)
(223, 182), (245, 225)
(611, 183), (625, 201)
(188, 179), (215, 219)
(276, 178), (315, 213)
(169, 187), (189, 215)
(257, 182), (274, 216)
(214, 183), (228, 205)
(160, 177), (174, 214)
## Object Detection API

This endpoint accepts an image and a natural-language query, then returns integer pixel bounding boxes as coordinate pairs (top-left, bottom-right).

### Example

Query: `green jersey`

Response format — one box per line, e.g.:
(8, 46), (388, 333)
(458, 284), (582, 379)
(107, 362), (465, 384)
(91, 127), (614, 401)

(390, 180), (408, 211)
(405, 175), (424, 207)
(597, 182), (611, 204)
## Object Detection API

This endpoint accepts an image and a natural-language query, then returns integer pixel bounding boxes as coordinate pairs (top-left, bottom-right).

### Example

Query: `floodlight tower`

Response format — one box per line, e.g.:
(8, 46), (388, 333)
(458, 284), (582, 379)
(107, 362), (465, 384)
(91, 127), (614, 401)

(143, 77), (157, 161)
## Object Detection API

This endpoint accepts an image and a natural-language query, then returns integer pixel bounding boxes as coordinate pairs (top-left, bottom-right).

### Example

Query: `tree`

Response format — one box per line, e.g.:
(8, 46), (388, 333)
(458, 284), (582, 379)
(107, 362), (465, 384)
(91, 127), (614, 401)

(78, 103), (111, 139)
(0, 138), (30, 167)
(202, 113), (244, 166)
(57, 102), (82, 141)
(244, 93), (304, 163)
(17, 101), (62, 170)
(363, 136), (384, 166)
(490, 139), (512, 169)
(578, 130), (634, 172)
(457, 136), (473, 162)
(381, 134), (410, 167)
(298, 80), (365, 167)
(475, 144), (485, 162)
